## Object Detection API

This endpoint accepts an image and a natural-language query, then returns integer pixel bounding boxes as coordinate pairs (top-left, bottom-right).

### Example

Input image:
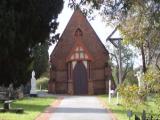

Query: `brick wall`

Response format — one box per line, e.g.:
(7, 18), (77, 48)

(49, 8), (112, 95)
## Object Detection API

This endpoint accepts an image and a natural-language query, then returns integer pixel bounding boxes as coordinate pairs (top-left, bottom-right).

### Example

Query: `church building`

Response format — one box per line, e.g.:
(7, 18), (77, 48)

(48, 8), (113, 95)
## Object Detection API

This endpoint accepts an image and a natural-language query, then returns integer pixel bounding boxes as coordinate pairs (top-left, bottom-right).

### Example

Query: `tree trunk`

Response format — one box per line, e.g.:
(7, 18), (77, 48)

(156, 53), (160, 71)
(116, 66), (119, 84)
(141, 45), (147, 73)
(122, 63), (129, 83)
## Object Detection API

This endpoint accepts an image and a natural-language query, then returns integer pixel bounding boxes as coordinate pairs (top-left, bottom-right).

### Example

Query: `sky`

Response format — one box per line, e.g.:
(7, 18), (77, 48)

(48, 1), (142, 68)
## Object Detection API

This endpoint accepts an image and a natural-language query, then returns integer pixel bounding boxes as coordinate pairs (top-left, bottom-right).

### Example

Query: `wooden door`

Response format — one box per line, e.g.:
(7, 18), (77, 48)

(73, 61), (88, 95)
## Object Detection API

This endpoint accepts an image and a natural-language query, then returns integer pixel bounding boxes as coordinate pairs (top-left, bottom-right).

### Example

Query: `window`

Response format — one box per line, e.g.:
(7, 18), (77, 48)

(67, 41), (93, 62)
(75, 28), (83, 37)
(80, 52), (84, 59)
(69, 46), (91, 61)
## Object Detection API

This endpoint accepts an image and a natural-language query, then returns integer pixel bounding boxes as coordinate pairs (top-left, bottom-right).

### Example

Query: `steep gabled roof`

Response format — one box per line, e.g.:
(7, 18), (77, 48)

(50, 8), (109, 69)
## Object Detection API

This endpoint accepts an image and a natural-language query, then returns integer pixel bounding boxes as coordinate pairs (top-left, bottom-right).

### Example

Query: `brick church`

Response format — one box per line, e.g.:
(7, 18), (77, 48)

(48, 8), (113, 95)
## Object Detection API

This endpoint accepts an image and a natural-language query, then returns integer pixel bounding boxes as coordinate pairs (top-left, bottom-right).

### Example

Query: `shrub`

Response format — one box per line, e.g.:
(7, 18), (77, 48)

(143, 69), (160, 113)
(36, 77), (49, 90)
(118, 84), (140, 110)
(142, 69), (160, 93)
(118, 68), (160, 113)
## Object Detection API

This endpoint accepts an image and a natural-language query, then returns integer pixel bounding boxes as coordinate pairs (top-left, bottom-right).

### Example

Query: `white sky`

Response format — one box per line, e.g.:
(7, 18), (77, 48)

(48, 1), (142, 68)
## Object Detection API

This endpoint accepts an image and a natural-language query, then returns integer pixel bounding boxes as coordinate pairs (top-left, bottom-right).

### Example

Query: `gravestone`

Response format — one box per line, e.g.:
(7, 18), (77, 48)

(135, 71), (144, 92)
(17, 85), (24, 99)
(8, 84), (15, 99)
(0, 86), (7, 101)
(30, 70), (37, 97)
(135, 71), (142, 88)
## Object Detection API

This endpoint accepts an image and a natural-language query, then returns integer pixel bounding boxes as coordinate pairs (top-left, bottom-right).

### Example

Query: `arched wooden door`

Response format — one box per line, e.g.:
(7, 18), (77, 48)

(73, 61), (88, 95)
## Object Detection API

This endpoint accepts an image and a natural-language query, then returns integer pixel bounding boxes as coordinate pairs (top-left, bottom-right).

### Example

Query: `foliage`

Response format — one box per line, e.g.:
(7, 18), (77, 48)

(0, 97), (55, 120)
(123, 68), (138, 85)
(118, 84), (143, 110)
(0, 0), (63, 86)
(68, 0), (158, 24)
(99, 95), (160, 120)
(33, 42), (49, 78)
(119, 1), (160, 72)
(118, 68), (160, 112)
(142, 68), (160, 93)
(36, 77), (49, 90)
(155, 95), (160, 113)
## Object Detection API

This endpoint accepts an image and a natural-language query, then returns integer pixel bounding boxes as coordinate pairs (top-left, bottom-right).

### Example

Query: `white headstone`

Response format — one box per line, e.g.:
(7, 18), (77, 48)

(135, 71), (142, 88)
(30, 70), (37, 95)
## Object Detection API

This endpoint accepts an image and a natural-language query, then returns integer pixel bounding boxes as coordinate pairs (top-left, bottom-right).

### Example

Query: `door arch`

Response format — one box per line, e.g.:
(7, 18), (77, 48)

(73, 61), (88, 95)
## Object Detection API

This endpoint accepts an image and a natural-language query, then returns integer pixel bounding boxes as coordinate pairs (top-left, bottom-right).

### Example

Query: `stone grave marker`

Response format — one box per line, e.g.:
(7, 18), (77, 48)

(30, 70), (37, 96)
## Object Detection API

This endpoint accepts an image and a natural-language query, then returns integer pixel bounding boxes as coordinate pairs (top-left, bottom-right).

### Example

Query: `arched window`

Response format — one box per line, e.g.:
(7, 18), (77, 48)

(75, 28), (83, 37)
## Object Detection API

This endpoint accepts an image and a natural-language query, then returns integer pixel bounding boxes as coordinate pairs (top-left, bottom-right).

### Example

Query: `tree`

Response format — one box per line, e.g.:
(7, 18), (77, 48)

(0, 0), (63, 86)
(68, 0), (142, 23)
(108, 45), (135, 85)
(119, 0), (160, 72)
(33, 42), (49, 78)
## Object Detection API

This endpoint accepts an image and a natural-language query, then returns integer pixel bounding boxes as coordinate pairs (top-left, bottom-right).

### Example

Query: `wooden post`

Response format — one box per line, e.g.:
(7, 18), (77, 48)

(108, 80), (111, 103)
(118, 40), (122, 84)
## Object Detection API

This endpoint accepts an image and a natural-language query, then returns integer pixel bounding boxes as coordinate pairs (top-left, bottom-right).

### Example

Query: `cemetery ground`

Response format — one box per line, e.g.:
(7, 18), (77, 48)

(0, 94), (159, 120)
(99, 94), (159, 120)
(0, 96), (55, 120)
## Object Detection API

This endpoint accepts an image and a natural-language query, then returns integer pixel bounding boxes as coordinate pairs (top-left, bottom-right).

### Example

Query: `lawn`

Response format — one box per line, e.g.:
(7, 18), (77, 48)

(0, 97), (55, 120)
(99, 94), (159, 120)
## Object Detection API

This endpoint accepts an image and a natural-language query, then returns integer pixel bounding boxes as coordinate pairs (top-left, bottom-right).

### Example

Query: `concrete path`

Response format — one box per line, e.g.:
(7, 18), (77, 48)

(49, 96), (114, 120)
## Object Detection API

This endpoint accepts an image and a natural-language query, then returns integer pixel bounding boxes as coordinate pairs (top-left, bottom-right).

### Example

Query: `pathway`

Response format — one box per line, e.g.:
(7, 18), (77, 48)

(48, 96), (115, 120)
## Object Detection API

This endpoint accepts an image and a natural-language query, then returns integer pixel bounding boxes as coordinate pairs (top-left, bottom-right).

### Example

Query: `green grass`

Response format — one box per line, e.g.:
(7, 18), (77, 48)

(99, 95), (159, 120)
(0, 97), (55, 120)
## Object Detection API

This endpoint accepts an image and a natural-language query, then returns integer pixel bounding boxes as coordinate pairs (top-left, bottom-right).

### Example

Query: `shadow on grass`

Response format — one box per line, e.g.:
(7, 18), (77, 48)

(0, 97), (55, 113)
(11, 104), (111, 114)
(11, 103), (50, 112)
(111, 109), (141, 115)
